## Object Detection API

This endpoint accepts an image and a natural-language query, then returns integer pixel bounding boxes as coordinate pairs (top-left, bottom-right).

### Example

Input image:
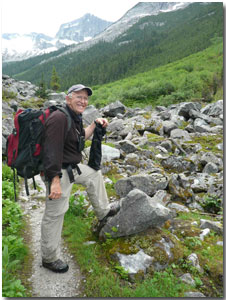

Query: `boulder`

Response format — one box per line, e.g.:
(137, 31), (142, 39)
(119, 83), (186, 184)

(177, 102), (201, 120)
(48, 92), (66, 102)
(200, 219), (223, 235)
(100, 189), (173, 239)
(170, 128), (191, 141)
(102, 100), (126, 117)
(83, 105), (101, 125)
(161, 156), (195, 173)
(112, 249), (154, 275)
(115, 173), (168, 197)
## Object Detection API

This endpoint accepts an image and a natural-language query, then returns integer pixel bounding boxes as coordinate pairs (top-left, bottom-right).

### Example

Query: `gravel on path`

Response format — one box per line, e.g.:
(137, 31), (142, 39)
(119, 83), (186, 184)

(18, 175), (83, 297)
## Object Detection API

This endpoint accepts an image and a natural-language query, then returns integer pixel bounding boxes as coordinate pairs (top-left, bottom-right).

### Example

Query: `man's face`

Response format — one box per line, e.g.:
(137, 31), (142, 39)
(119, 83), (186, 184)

(66, 89), (89, 114)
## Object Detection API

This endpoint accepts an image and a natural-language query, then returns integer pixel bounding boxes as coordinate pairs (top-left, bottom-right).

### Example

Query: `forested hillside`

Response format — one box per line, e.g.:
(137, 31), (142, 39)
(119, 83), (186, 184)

(3, 2), (223, 91)
(90, 38), (223, 108)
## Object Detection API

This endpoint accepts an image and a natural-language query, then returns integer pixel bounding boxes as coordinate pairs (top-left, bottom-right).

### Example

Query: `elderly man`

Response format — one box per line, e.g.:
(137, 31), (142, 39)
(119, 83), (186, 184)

(41, 84), (120, 273)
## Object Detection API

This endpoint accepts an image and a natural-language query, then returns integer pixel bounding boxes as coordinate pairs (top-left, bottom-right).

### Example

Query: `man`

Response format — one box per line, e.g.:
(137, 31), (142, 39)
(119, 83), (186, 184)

(41, 84), (120, 273)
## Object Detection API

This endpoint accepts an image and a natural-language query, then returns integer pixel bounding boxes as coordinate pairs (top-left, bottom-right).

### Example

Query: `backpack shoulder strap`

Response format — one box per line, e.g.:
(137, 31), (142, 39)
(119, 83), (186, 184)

(57, 106), (72, 133)
(49, 105), (72, 133)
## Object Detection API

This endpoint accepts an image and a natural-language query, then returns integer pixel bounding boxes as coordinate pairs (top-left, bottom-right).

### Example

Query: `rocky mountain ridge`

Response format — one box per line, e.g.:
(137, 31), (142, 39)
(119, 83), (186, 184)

(2, 2), (190, 62)
(2, 14), (112, 62)
(54, 2), (191, 57)
(2, 75), (223, 297)
(55, 13), (112, 42)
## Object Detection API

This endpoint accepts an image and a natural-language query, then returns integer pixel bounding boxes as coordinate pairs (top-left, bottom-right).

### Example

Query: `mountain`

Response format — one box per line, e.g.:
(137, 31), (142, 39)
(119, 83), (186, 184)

(3, 2), (223, 90)
(2, 32), (73, 62)
(94, 2), (190, 42)
(56, 13), (112, 42)
(2, 14), (112, 62)
(52, 2), (191, 55)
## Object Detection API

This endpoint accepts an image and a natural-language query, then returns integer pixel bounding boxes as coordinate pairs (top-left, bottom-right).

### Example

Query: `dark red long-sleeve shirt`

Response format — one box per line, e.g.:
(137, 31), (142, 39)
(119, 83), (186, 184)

(43, 105), (85, 181)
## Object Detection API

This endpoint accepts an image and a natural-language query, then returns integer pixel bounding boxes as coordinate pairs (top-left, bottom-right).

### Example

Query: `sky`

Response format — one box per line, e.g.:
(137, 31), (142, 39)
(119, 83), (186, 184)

(1, 0), (224, 37)
(1, 0), (142, 37)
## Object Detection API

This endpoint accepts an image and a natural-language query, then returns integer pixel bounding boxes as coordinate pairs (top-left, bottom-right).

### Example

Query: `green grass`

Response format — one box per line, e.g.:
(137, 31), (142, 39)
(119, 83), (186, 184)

(63, 210), (189, 297)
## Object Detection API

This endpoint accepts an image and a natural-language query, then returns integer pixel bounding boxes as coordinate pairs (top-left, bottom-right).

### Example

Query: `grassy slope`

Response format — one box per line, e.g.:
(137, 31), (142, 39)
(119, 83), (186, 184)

(90, 38), (223, 108)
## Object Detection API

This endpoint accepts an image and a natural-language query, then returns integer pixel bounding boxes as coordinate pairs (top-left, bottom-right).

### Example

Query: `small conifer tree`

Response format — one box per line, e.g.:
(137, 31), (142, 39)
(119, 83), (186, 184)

(50, 66), (60, 91)
(35, 74), (49, 99)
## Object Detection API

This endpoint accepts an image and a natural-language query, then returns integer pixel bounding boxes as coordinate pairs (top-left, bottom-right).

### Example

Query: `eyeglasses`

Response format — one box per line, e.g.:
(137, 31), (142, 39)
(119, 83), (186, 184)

(73, 94), (88, 102)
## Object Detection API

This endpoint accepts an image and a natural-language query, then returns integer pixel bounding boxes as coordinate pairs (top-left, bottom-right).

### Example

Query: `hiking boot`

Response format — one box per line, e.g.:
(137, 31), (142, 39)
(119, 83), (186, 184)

(42, 259), (69, 273)
(108, 201), (121, 217)
(95, 201), (121, 234)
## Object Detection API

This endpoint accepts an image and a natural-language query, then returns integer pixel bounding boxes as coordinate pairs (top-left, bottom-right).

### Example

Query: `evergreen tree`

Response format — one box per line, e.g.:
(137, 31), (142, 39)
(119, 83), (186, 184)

(50, 66), (60, 91)
(35, 73), (49, 99)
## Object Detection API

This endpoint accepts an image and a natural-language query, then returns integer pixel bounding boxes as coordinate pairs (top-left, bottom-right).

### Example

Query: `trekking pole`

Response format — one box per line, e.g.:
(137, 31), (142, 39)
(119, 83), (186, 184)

(13, 168), (17, 201)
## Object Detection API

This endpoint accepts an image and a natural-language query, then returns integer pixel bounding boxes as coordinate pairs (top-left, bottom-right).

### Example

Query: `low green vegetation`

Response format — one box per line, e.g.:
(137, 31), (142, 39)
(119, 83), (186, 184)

(184, 134), (223, 155)
(2, 90), (17, 102)
(2, 164), (28, 297)
(62, 186), (223, 297)
(90, 39), (223, 108)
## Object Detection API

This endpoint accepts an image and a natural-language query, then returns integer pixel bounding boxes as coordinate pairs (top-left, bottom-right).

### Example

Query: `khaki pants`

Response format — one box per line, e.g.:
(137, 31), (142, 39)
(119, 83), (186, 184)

(41, 164), (110, 263)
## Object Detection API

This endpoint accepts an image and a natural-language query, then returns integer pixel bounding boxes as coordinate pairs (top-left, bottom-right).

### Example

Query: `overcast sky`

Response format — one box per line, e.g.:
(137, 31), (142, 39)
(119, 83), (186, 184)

(1, 0), (142, 37)
(1, 0), (224, 37)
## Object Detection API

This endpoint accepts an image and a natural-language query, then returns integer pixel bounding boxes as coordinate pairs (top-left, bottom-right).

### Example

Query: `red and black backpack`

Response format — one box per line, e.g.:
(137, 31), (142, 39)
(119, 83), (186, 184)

(7, 105), (71, 199)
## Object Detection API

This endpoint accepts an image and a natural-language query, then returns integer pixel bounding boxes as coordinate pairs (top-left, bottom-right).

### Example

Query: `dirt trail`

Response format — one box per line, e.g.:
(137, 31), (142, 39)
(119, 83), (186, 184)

(18, 175), (83, 297)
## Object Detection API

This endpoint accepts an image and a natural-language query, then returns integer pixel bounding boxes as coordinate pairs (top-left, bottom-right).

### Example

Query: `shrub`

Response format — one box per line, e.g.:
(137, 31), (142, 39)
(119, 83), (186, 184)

(202, 195), (222, 214)
(2, 164), (27, 297)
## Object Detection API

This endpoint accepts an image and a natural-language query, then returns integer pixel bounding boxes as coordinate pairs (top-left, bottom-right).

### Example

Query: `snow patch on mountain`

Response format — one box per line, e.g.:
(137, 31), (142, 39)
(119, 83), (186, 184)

(2, 3), (191, 62)
(56, 2), (191, 58)
(2, 14), (112, 62)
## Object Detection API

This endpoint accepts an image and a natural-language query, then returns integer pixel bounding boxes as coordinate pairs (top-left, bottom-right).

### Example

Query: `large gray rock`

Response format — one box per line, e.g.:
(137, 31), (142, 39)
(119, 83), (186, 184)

(189, 109), (222, 126)
(180, 273), (195, 286)
(2, 102), (14, 116)
(162, 120), (177, 134)
(2, 136), (7, 155)
(161, 156), (196, 173)
(168, 174), (194, 203)
(145, 118), (164, 136)
(200, 152), (222, 169)
(202, 162), (218, 174)
(200, 219), (223, 235)
(48, 92), (66, 102)
(177, 102), (201, 119)
(201, 99), (223, 117)
(100, 189), (173, 239)
(170, 128), (191, 141)
(101, 145), (120, 162)
(112, 250), (154, 275)
(190, 173), (216, 192)
(187, 253), (203, 273)
(102, 100), (126, 117)
(107, 119), (124, 132)
(184, 292), (206, 297)
(2, 118), (14, 137)
(116, 140), (137, 154)
(83, 105), (101, 125)
(115, 173), (168, 197)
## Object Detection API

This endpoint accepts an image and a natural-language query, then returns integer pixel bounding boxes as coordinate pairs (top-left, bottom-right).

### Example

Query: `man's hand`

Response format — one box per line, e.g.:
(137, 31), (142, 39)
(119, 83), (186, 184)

(95, 118), (109, 128)
(49, 176), (62, 199)
(85, 118), (109, 140)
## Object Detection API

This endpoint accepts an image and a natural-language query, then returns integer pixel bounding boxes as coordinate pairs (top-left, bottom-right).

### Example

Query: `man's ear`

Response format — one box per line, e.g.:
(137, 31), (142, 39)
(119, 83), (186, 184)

(65, 95), (70, 104)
